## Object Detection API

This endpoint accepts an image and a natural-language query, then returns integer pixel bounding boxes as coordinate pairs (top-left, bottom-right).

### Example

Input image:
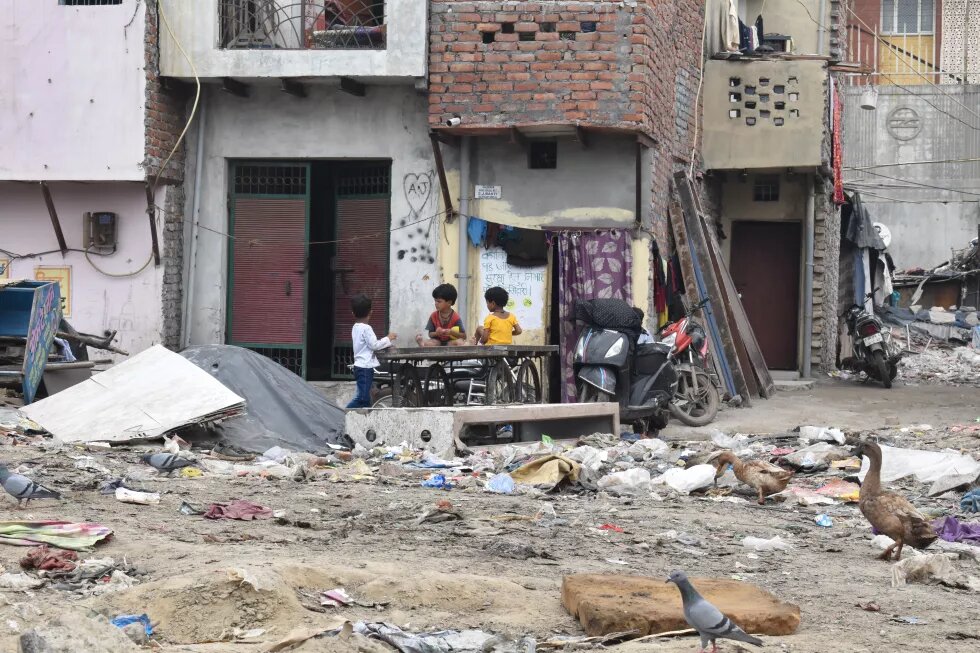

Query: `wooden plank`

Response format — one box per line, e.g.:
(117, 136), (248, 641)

(673, 175), (752, 403)
(39, 182), (69, 255)
(429, 132), (456, 222)
(681, 173), (775, 398)
(668, 198), (749, 404)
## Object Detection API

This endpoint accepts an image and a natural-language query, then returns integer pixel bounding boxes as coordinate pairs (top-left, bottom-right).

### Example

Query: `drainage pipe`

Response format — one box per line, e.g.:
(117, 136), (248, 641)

(803, 175), (816, 377)
(457, 136), (472, 324)
(181, 90), (207, 348)
(817, 0), (827, 55)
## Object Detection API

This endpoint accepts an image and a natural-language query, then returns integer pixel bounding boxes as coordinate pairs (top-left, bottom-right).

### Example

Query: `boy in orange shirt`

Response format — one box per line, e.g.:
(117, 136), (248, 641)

(473, 286), (522, 345)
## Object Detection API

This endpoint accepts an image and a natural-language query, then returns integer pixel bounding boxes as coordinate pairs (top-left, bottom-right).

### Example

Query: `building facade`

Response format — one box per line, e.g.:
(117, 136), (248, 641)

(699, 0), (847, 375)
(0, 0), (183, 357)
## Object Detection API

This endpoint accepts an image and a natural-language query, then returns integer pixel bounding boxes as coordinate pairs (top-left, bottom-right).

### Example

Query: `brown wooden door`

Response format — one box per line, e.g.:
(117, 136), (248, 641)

(729, 221), (801, 370)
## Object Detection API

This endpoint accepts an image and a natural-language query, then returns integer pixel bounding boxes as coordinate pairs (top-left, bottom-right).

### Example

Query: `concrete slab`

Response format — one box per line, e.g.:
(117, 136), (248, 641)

(345, 403), (619, 457)
(774, 378), (816, 392)
(561, 574), (801, 637)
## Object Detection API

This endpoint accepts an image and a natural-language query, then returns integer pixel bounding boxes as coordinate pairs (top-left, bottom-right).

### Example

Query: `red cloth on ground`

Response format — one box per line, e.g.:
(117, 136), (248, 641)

(203, 500), (273, 521)
(19, 544), (78, 572)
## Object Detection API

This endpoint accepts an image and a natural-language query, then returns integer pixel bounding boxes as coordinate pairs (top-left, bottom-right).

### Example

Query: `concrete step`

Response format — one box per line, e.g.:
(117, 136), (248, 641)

(774, 378), (816, 392)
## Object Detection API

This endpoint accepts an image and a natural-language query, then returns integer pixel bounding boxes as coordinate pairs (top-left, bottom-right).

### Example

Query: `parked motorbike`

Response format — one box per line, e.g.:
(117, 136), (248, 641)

(573, 299), (678, 434)
(656, 298), (720, 426)
(841, 292), (901, 388)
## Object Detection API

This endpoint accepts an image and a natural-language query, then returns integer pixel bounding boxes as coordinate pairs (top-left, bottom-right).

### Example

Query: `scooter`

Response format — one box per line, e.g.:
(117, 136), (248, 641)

(656, 298), (720, 426)
(573, 298), (678, 435)
(841, 291), (901, 388)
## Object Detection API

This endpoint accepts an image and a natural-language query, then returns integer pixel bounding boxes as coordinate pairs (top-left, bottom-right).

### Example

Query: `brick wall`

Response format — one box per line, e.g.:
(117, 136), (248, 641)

(144, 2), (189, 185)
(145, 2), (190, 349)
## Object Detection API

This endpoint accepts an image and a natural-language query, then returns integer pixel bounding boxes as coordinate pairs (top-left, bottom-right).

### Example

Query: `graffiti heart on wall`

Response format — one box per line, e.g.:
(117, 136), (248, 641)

(395, 171), (437, 264)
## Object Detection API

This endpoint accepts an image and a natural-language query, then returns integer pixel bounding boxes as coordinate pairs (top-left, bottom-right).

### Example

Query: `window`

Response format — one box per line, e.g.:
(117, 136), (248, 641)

(528, 141), (558, 169)
(881, 0), (934, 34)
(60, 0), (122, 5)
(753, 176), (780, 201)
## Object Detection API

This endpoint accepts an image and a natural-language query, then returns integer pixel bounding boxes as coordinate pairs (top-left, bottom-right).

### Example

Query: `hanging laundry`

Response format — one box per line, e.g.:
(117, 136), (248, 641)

(651, 241), (668, 328)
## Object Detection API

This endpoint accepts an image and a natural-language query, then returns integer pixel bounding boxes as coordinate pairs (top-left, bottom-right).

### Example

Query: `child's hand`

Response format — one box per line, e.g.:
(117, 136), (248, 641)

(388, 332), (397, 341)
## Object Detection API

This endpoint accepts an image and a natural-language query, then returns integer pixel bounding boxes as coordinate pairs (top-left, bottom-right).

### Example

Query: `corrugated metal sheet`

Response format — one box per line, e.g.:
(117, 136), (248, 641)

(230, 198), (306, 344)
(333, 198), (389, 345)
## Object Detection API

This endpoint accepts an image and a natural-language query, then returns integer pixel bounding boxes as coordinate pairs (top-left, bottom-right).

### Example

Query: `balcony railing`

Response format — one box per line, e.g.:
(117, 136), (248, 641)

(219, 0), (386, 50)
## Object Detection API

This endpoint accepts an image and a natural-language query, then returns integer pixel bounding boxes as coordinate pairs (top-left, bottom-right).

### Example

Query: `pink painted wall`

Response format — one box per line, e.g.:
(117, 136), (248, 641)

(0, 0), (147, 181)
(0, 182), (163, 357)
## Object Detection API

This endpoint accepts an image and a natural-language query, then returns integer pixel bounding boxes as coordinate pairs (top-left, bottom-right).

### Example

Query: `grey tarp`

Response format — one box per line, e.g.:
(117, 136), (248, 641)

(842, 192), (886, 250)
(180, 345), (351, 453)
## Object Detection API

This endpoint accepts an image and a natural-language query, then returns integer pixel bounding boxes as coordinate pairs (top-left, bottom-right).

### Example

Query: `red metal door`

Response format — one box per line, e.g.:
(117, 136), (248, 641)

(227, 163), (309, 376)
(331, 196), (390, 377)
(729, 221), (801, 370)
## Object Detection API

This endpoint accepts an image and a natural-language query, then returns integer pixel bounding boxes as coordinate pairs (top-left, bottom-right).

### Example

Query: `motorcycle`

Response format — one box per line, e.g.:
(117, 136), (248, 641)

(656, 298), (720, 426)
(573, 299), (678, 435)
(841, 292), (901, 388)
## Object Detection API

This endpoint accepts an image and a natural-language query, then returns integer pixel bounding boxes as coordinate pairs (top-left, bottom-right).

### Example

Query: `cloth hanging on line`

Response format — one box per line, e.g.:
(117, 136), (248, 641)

(667, 253), (687, 322)
(556, 230), (633, 403)
(703, 0), (740, 55)
(466, 217), (488, 248)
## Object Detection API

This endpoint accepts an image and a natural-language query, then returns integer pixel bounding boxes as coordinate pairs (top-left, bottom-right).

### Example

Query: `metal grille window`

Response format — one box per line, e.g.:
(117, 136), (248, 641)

(233, 165), (307, 195)
(753, 176), (780, 202)
(337, 166), (390, 195)
(219, 0), (387, 50)
(881, 0), (934, 34)
(60, 0), (122, 4)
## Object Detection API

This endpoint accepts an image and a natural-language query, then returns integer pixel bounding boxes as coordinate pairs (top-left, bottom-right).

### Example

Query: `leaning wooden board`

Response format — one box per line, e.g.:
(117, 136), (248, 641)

(679, 172), (775, 398)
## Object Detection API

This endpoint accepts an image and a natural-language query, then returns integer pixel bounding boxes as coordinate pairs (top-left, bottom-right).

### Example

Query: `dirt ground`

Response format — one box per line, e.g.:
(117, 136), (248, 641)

(2, 378), (979, 653)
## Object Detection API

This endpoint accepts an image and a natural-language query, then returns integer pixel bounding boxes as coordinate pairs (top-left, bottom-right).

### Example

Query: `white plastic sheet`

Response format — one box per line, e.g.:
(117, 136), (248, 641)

(597, 468), (651, 496)
(858, 444), (980, 484)
(652, 464), (716, 494)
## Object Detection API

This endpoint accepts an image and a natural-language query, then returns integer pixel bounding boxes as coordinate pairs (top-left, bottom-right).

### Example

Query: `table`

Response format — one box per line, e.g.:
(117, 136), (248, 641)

(377, 345), (558, 407)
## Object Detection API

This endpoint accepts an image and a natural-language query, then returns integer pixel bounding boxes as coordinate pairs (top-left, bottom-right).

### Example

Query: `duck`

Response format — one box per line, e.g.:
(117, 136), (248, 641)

(852, 440), (937, 560)
(713, 450), (793, 504)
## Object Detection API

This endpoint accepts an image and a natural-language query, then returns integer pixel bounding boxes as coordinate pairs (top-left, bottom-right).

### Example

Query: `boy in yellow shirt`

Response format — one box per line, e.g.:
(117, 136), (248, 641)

(473, 286), (522, 345)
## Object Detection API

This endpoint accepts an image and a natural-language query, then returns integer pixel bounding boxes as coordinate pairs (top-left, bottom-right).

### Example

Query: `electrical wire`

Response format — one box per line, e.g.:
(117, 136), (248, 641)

(844, 168), (980, 196)
(841, 187), (980, 203)
(86, 1), (202, 280)
(688, 8), (708, 177)
(845, 157), (980, 171)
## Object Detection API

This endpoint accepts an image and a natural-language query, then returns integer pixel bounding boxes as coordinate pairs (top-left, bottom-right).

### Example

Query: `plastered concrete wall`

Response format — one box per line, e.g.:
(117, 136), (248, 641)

(158, 0), (427, 80)
(842, 84), (980, 268)
(0, 182), (164, 357)
(702, 59), (828, 170)
(184, 85), (439, 346)
(0, 0), (147, 181)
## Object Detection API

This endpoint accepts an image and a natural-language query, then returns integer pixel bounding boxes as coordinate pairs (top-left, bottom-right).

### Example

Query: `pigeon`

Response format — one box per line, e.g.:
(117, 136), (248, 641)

(0, 465), (62, 507)
(142, 453), (196, 476)
(666, 570), (763, 652)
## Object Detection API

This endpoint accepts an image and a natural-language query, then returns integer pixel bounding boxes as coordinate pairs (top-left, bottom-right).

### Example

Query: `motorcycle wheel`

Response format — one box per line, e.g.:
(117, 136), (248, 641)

(577, 382), (613, 403)
(669, 369), (720, 426)
(872, 350), (892, 389)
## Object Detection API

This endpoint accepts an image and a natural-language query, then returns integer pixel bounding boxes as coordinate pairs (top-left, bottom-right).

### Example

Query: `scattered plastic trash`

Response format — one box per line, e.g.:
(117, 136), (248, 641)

(421, 474), (454, 490)
(320, 587), (352, 607)
(892, 616), (928, 625)
(114, 487), (161, 505)
(486, 473), (515, 494)
(891, 554), (980, 591)
(0, 521), (113, 551)
(599, 523), (625, 533)
(932, 516), (980, 544)
(778, 486), (837, 506)
(815, 479), (860, 502)
(0, 573), (45, 590)
(856, 602), (881, 612)
(604, 559), (629, 566)
(179, 501), (205, 516)
(597, 468), (651, 496)
(179, 467), (203, 478)
(19, 545), (77, 572)
(858, 444), (980, 484)
(627, 438), (669, 460)
(961, 489), (980, 513)
(110, 614), (153, 636)
(799, 426), (846, 445)
(742, 535), (794, 551)
(782, 443), (848, 471)
(619, 432), (642, 442)
(815, 514), (833, 528)
(541, 434), (554, 446)
(652, 464), (715, 494)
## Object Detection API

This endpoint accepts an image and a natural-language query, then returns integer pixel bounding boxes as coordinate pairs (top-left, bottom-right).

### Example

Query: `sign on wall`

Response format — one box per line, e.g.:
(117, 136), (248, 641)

(478, 247), (546, 331)
(475, 185), (502, 200)
(35, 266), (71, 317)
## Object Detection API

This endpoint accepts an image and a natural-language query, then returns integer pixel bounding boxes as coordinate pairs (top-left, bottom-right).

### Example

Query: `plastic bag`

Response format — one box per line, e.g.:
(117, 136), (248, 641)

(597, 468), (651, 496)
(627, 439), (669, 460)
(742, 535), (794, 551)
(564, 445), (608, 472)
(799, 426), (845, 444)
(858, 444), (980, 484)
(486, 473), (515, 494)
(110, 614), (153, 636)
(652, 464), (716, 494)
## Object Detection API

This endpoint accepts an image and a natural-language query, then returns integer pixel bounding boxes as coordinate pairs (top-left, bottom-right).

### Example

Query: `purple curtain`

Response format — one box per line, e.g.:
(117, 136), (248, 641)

(557, 230), (633, 403)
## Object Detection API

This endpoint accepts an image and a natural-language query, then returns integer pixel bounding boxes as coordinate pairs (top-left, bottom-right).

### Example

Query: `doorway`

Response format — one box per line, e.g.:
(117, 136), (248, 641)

(729, 221), (801, 370)
(226, 160), (391, 380)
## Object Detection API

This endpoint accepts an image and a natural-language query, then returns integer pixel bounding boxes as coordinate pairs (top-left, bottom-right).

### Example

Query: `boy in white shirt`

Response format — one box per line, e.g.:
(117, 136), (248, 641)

(346, 294), (397, 409)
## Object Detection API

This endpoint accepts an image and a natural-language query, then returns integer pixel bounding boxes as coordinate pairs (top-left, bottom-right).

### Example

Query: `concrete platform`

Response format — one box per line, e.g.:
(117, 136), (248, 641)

(345, 403), (619, 457)
(774, 378), (816, 391)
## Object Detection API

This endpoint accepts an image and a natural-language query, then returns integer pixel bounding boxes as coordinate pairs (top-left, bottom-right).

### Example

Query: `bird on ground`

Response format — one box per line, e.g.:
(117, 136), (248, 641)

(142, 452), (196, 476)
(713, 450), (793, 504)
(0, 465), (62, 507)
(852, 440), (937, 560)
(666, 570), (763, 653)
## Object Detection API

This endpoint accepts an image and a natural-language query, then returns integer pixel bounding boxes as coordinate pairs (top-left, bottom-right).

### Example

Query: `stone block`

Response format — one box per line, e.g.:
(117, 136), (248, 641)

(561, 574), (801, 637)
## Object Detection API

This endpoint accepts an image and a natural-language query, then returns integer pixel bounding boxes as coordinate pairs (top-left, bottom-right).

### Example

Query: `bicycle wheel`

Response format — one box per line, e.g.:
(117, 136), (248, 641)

(485, 359), (515, 405)
(424, 363), (453, 406)
(515, 359), (542, 404)
(393, 363), (424, 407)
